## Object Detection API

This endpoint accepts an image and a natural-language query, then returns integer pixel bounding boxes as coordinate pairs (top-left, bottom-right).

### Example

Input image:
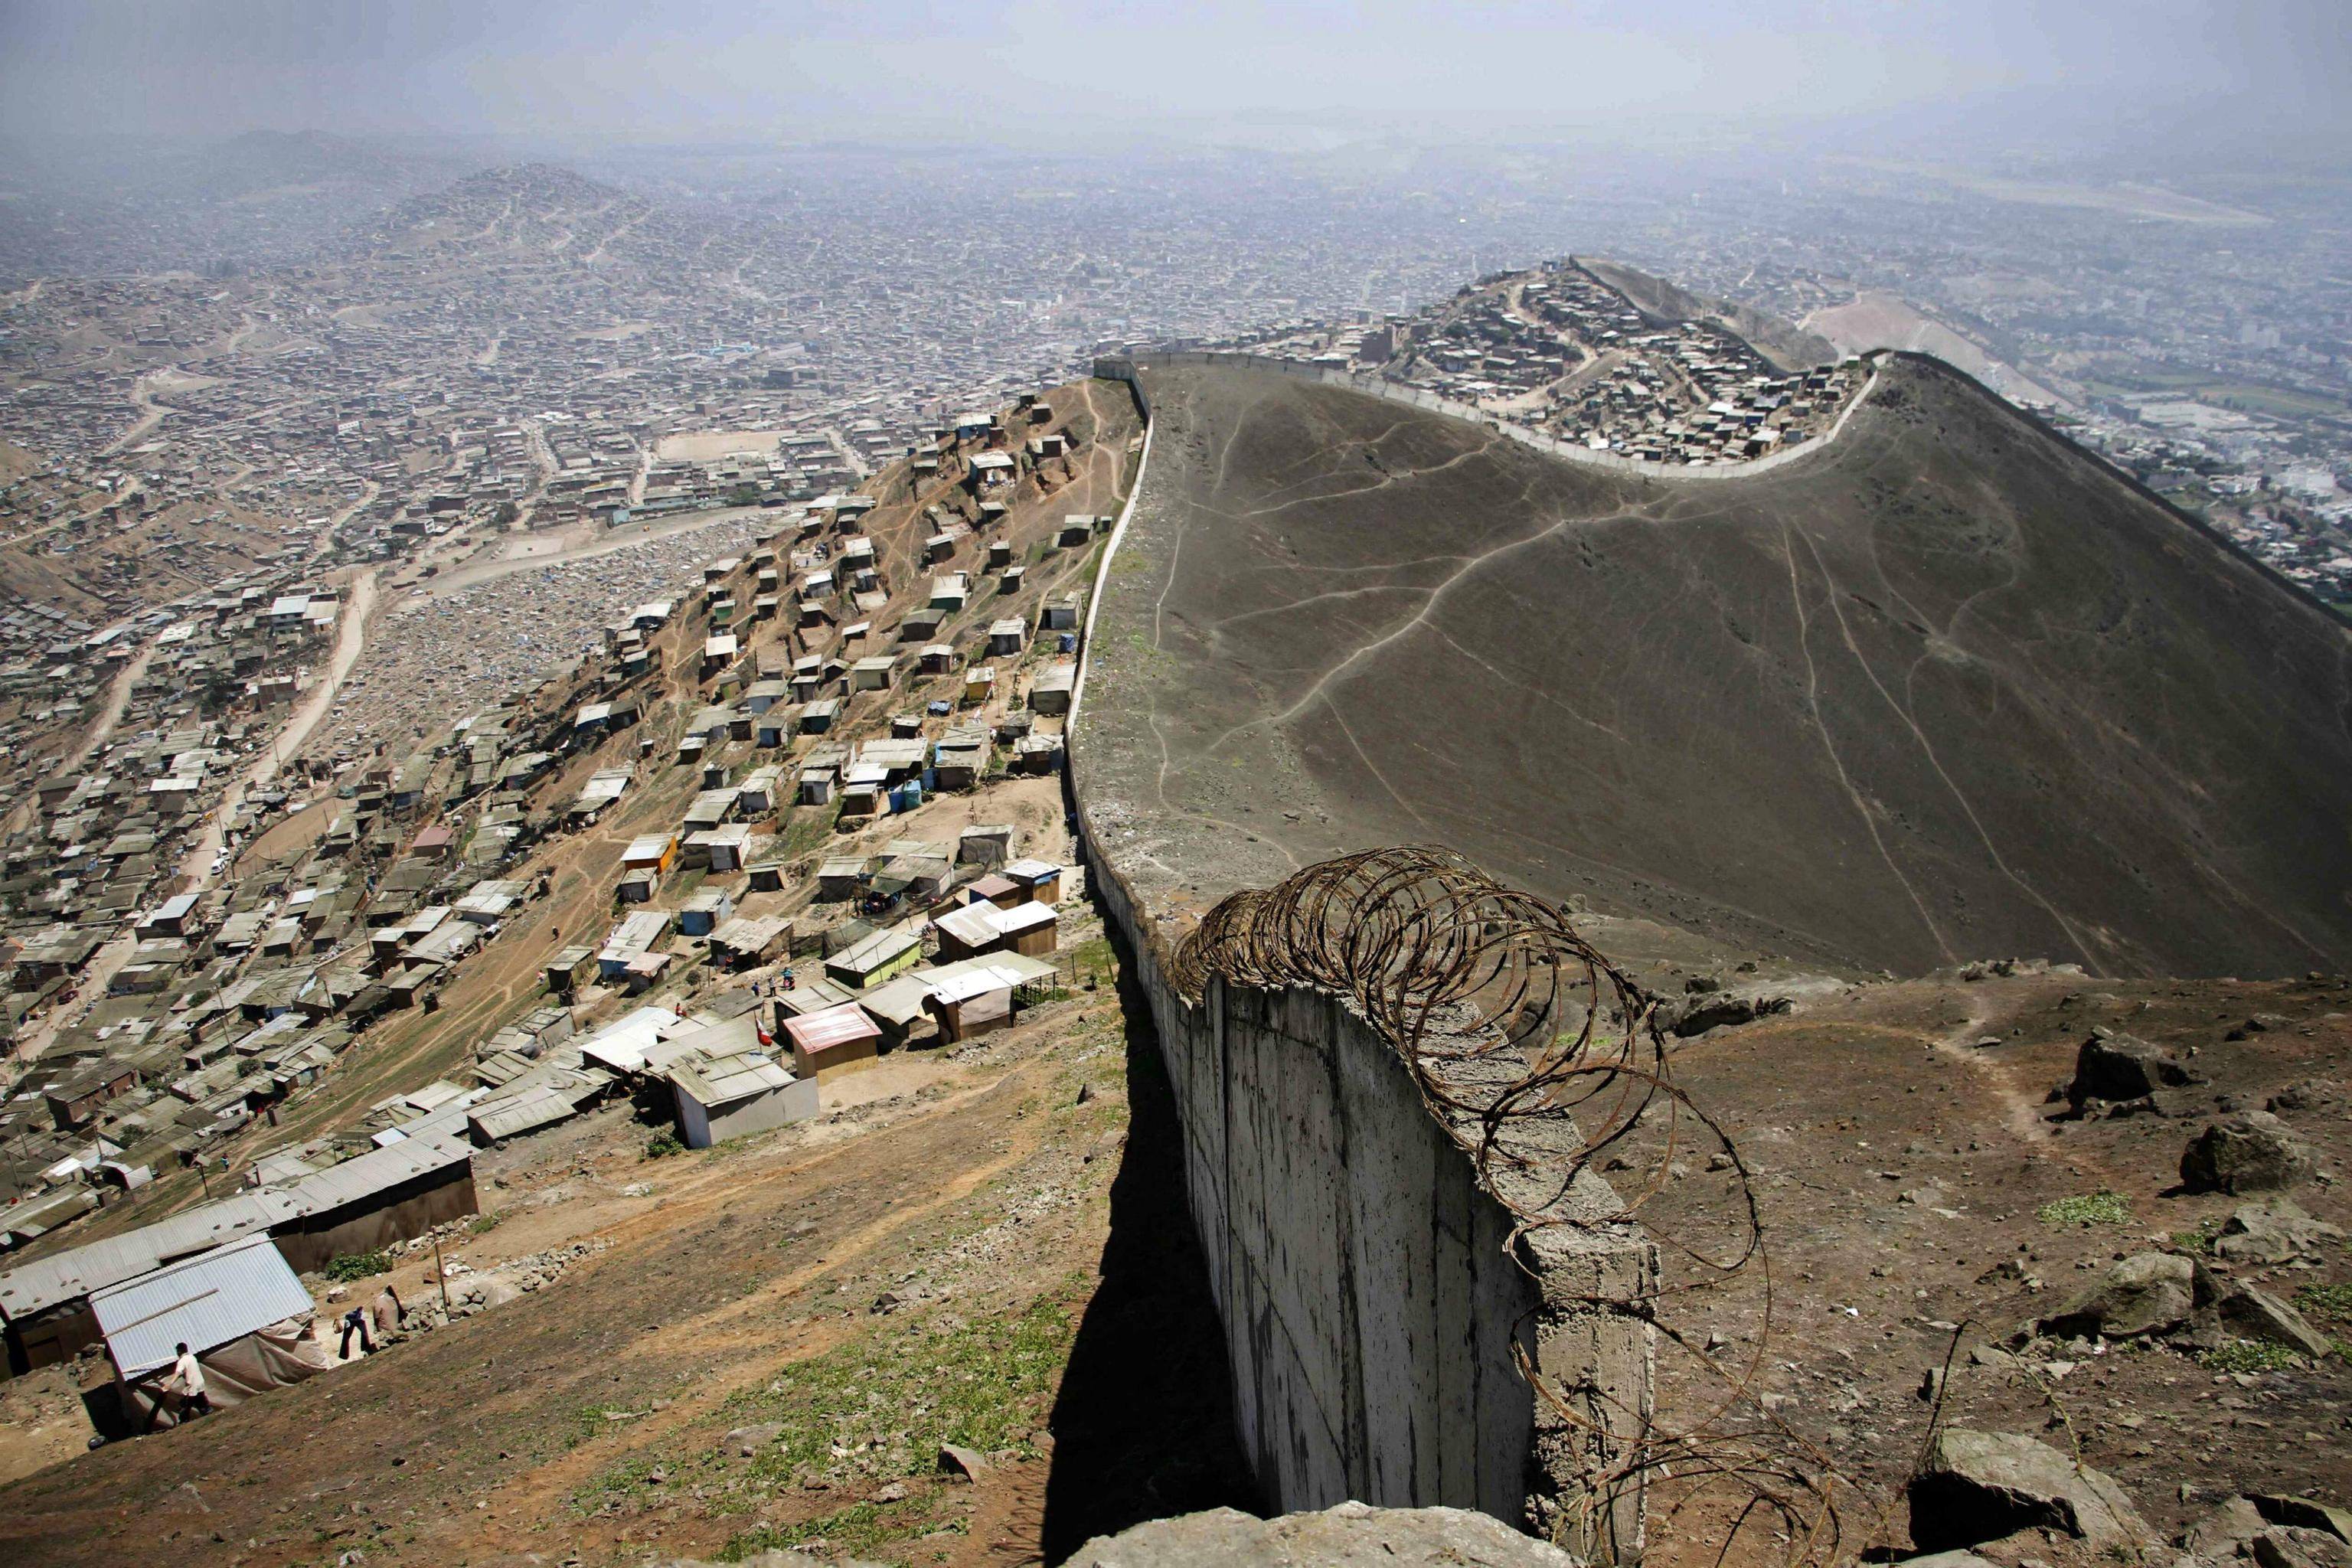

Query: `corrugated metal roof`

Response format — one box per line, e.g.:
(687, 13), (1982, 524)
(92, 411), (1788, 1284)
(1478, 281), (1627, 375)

(90, 1235), (313, 1379)
(576, 1004), (683, 1073)
(831, 927), (917, 974)
(0, 1191), (302, 1321)
(668, 1050), (795, 1109)
(468, 1086), (576, 1142)
(933, 903), (1001, 948)
(283, 1131), (472, 1215)
(783, 1001), (881, 1052)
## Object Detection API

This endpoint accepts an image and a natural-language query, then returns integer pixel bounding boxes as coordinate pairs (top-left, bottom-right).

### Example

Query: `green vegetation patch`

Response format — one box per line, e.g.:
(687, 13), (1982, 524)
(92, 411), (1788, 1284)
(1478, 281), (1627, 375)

(2294, 1283), (2352, 1326)
(643, 1132), (684, 1160)
(727, 1294), (1073, 1485)
(721, 1501), (967, 1562)
(2037, 1191), (2132, 1227)
(2198, 1339), (2305, 1375)
(573, 1292), (1080, 1517)
(323, 1250), (392, 1282)
(2172, 1215), (2226, 1255)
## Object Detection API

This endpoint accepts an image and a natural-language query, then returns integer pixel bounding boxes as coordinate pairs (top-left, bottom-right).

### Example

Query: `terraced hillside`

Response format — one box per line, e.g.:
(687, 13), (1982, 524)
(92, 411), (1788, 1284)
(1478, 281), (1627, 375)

(1078, 356), (2352, 978)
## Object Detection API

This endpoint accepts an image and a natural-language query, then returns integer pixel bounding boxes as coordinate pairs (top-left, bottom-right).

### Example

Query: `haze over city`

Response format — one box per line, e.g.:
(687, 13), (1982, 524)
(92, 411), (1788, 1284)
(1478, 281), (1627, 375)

(0, 5), (2347, 1568)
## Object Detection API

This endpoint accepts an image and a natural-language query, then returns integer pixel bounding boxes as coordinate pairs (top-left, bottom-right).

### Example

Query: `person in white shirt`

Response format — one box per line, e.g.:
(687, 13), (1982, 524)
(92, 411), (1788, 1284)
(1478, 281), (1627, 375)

(172, 1342), (210, 1416)
(143, 1341), (211, 1431)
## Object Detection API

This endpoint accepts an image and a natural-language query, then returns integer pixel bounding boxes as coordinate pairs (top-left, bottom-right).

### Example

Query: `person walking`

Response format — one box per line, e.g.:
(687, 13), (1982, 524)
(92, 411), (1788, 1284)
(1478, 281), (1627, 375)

(173, 1342), (211, 1417)
(143, 1341), (212, 1430)
(371, 1284), (405, 1338)
(338, 1305), (374, 1360)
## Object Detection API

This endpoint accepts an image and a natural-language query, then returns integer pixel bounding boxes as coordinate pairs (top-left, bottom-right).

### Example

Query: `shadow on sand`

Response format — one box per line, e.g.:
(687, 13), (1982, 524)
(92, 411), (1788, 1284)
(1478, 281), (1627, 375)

(1039, 917), (1260, 1560)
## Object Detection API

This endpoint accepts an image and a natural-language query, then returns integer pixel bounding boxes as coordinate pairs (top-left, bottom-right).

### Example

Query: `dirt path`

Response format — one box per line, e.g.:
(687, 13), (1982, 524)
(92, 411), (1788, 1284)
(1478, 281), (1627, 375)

(197, 567), (378, 884)
(11, 573), (381, 1066)
(0, 637), (154, 838)
(309, 479), (378, 560)
(401, 507), (763, 604)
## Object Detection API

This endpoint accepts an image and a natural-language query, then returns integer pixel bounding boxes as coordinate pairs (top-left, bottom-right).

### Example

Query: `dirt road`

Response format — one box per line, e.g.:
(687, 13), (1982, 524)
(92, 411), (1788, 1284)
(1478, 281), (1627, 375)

(403, 506), (766, 603)
(9, 573), (381, 1066)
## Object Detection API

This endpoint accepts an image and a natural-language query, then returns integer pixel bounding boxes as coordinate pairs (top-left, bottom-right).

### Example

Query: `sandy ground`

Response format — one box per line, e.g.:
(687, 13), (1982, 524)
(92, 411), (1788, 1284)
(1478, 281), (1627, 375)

(658, 430), (783, 463)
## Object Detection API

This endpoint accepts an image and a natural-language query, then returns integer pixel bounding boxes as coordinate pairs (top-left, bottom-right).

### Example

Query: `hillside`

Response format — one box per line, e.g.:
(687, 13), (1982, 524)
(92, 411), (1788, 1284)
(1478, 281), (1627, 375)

(1576, 256), (1839, 374)
(340, 163), (652, 262)
(1077, 355), (2352, 979)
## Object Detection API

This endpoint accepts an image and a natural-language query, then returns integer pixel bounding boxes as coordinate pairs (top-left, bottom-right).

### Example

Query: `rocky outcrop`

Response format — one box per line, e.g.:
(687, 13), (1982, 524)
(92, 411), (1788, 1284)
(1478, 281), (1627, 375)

(2215, 1199), (2347, 1264)
(2033, 1252), (2200, 1340)
(2065, 1030), (2194, 1112)
(2182, 1112), (2318, 1194)
(1907, 1429), (2151, 1551)
(1063, 1503), (1584, 1566)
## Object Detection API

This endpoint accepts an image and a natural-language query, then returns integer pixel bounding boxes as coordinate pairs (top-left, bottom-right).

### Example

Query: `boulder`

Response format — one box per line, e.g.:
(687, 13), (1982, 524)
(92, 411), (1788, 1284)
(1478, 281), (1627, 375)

(722, 1421), (783, 1459)
(2066, 1032), (2194, 1109)
(2182, 1112), (2317, 1194)
(936, 1442), (988, 1481)
(2218, 1285), (2336, 1358)
(2184, 1495), (2270, 1557)
(1063, 1503), (1584, 1567)
(1908, 1429), (2151, 1550)
(2249, 1527), (2352, 1568)
(2251, 1497), (2352, 1547)
(2033, 1251), (2196, 1341)
(1669, 994), (1792, 1038)
(2215, 1199), (2347, 1265)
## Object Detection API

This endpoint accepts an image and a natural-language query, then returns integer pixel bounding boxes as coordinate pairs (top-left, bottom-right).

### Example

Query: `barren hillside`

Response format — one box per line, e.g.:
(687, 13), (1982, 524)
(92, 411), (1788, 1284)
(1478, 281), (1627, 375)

(1078, 358), (2352, 978)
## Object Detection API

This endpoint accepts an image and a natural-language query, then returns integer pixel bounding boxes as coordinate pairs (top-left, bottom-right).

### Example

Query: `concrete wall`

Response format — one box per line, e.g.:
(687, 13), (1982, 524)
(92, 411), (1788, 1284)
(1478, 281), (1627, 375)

(1070, 828), (1655, 1554)
(1068, 410), (1655, 1551)
(1092, 351), (1879, 484)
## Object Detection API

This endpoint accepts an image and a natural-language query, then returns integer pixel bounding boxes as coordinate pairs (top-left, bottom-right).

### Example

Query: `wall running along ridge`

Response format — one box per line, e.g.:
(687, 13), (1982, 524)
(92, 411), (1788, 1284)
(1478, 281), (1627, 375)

(1067, 369), (1658, 1558)
(1091, 351), (1880, 482)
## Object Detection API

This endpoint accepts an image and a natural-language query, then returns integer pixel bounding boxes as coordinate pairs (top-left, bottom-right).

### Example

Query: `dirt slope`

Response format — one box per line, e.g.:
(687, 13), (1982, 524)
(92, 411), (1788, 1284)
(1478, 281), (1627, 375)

(0, 932), (1253, 1566)
(1077, 359), (2352, 979)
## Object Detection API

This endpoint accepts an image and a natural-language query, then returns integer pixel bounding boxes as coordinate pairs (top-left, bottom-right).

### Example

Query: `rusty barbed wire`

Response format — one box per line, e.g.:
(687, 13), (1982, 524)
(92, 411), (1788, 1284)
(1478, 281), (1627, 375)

(1165, 845), (1849, 1566)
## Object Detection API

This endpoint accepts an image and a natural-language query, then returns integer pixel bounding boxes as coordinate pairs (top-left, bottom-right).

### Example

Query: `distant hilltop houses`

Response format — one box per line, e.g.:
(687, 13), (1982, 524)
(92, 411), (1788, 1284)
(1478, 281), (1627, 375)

(1187, 258), (1869, 469)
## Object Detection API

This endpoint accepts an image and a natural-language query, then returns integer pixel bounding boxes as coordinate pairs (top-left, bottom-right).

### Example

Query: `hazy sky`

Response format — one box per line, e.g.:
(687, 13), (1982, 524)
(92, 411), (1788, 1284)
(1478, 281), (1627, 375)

(2, 0), (2347, 155)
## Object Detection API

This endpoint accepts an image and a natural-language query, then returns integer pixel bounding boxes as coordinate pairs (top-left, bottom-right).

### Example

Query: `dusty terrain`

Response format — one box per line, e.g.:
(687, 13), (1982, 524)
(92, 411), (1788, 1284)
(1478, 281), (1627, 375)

(0, 908), (1256, 1566)
(1080, 359), (2352, 979)
(1616, 963), (2352, 1564)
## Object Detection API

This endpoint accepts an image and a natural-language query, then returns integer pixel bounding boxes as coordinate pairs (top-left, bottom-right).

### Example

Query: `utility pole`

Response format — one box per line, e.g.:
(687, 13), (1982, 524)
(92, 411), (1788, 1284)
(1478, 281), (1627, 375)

(430, 1230), (452, 1314)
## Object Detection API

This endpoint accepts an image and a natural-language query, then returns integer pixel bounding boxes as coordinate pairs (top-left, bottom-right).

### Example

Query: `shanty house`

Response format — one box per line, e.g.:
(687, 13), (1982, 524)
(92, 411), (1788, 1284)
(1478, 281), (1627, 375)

(92, 1235), (322, 1429)
(781, 1002), (882, 1077)
(668, 1052), (815, 1149)
(825, 928), (921, 991)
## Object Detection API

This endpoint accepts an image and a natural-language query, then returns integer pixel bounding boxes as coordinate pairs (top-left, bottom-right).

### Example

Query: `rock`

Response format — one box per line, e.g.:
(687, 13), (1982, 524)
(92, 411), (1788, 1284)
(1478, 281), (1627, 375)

(2218, 1285), (2335, 1358)
(2215, 1199), (2347, 1264)
(1062, 1503), (1583, 1566)
(1669, 993), (1792, 1037)
(723, 1422), (783, 1459)
(1907, 1428), (2152, 1550)
(2032, 1252), (2196, 1341)
(2181, 1112), (2317, 1194)
(2184, 1495), (2270, 1557)
(2249, 1527), (2352, 1568)
(936, 1442), (988, 1481)
(2066, 1032), (2194, 1110)
(1896, 1553), (2001, 1568)
(2250, 1497), (2352, 1547)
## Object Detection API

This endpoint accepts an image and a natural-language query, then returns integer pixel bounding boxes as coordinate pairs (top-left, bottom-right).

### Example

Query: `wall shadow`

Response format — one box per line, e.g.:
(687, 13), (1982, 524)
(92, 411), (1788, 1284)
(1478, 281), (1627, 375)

(1040, 918), (1260, 1561)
